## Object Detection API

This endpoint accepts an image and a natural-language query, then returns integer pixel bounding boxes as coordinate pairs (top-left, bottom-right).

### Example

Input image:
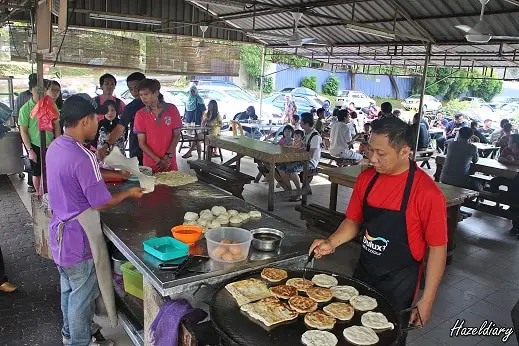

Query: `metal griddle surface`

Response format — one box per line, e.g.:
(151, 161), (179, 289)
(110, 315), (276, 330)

(210, 268), (400, 346)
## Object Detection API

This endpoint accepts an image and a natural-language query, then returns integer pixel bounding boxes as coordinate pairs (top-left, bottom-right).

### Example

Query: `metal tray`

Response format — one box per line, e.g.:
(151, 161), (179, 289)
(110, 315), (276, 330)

(209, 268), (402, 346)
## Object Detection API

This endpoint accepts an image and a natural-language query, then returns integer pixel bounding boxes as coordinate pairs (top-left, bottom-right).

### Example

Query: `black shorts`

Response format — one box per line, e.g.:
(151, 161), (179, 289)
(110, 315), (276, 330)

(29, 144), (42, 177)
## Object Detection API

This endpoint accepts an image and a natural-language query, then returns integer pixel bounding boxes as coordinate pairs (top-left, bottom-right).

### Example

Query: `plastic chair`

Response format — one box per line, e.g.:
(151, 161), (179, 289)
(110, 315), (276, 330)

(231, 121), (245, 136)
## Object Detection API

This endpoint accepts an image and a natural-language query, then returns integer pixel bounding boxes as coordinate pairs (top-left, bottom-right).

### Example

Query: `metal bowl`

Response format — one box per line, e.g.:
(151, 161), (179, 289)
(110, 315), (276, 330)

(250, 228), (284, 252)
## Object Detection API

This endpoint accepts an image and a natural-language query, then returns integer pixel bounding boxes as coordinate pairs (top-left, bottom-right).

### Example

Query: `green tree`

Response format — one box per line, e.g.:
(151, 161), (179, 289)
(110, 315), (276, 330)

(469, 73), (503, 101)
(270, 51), (310, 68)
(322, 74), (340, 96)
(240, 44), (264, 79)
(301, 76), (317, 91)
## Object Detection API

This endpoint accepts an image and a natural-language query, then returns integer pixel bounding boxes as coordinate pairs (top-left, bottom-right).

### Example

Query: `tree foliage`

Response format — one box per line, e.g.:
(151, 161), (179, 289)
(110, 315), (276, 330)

(240, 44), (265, 78)
(322, 74), (340, 96)
(301, 76), (317, 91)
(413, 68), (503, 101)
(270, 51), (310, 68)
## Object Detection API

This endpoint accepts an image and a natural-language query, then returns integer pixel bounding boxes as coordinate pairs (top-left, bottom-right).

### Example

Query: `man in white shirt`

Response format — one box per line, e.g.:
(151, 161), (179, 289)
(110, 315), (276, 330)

(329, 109), (363, 162)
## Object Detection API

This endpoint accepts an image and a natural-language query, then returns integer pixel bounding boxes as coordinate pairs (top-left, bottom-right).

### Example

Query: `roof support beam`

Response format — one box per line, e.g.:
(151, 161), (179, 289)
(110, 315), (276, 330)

(385, 0), (435, 42)
(252, 8), (519, 32)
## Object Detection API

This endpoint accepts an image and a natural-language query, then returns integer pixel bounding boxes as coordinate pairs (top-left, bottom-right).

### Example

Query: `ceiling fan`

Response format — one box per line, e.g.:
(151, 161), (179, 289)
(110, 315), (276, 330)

(249, 12), (326, 47)
(196, 25), (210, 55)
(455, 0), (519, 43)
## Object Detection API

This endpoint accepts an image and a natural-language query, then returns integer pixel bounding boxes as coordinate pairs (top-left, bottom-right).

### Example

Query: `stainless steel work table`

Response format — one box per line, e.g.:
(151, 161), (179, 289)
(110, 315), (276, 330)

(101, 181), (318, 345)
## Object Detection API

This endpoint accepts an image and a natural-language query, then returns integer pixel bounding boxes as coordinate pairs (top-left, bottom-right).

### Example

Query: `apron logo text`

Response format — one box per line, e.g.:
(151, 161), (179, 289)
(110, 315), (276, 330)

(362, 230), (389, 256)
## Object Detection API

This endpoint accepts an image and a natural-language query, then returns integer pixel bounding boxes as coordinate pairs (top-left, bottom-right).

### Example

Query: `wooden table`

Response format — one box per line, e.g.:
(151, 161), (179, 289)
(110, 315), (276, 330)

(206, 135), (311, 211)
(473, 142), (499, 158)
(435, 155), (519, 181)
(320, 165), (479, 264)
(179, 125), (212, 159)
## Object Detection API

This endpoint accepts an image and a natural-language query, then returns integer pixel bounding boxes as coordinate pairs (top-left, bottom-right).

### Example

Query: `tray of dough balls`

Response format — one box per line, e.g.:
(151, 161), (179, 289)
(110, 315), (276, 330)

(209, 268), (402, 346)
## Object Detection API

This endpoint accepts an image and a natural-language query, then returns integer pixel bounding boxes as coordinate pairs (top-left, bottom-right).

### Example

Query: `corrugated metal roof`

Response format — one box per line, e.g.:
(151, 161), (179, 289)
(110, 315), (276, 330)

(3, 0), (519, 71)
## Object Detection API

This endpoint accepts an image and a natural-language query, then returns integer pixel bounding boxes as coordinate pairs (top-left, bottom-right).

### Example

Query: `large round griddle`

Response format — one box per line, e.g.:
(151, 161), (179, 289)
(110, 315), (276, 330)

(209, 268), (401, 346)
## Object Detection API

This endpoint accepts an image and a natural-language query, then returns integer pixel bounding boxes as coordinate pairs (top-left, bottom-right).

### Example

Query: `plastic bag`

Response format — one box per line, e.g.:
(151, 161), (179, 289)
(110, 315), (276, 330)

(30, 95), (59, 132)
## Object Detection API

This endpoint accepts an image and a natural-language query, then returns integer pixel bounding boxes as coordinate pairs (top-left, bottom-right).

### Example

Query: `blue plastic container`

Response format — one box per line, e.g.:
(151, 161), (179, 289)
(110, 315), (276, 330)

(143, 236), (189, 261)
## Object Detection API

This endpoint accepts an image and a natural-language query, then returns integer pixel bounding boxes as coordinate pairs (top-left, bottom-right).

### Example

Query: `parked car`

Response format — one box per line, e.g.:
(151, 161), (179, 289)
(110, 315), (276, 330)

(490, 96), (519, 110)
(402, 94), (442, 113)
(263, 93), (322, 115)
(495, 102), (519, 118)
(118, 85), (186, 116)
(192, 80), (257, 100)
(61, 88), (77, 100)
(336, 90), (376, 109)
(195, 85), (283, 125)
(276, 87), (330, 106)
(460, 96), (493, 110)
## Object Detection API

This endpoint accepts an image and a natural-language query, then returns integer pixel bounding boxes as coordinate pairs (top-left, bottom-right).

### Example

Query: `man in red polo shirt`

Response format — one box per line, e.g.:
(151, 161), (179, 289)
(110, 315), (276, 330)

(133, 79), (182, 172)
(310, 117), (447, 346)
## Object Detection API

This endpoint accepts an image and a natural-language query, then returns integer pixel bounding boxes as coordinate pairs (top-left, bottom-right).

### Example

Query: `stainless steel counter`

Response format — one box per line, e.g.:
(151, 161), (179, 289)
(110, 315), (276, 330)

(101, 181), (317, 297)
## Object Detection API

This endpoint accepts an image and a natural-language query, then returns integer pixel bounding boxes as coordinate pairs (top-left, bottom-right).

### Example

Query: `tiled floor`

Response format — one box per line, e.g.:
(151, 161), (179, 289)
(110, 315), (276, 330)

(1, 146), (518, 345)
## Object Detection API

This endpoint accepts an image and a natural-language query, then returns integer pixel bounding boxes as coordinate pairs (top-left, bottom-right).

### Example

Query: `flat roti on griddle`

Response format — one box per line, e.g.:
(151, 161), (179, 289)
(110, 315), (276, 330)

(301, 330), (338, 346)
(323, 302), (354, 321)
(311, 274), (339, 288)
(261, 268), (288, 282)
(350, 295), (378, 311)
(225, 278), (272, 306)
(330, 285), (359, 301)
(304, 310), (336, 330)
(343, 326), (379, 346)
(306, 286), (333, 303)
(240, 296), (298, 327)
(270, 284), (298, 299)
(361, 311), (395, 331)
(286, 278), (314, 292)
(288, 295), (318, 313)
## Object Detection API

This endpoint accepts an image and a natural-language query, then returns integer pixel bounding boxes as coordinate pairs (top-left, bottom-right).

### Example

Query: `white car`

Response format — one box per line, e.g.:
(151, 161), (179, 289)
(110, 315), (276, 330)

(336, 90), (376, 109)
(196, 86), (284, 124)
(116, 84), (186, 116)
(402, 94), (442, 113)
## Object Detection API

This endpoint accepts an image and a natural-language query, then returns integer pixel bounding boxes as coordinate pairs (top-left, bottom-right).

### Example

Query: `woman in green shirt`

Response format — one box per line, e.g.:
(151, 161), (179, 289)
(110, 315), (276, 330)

(18, 79), (61, 195)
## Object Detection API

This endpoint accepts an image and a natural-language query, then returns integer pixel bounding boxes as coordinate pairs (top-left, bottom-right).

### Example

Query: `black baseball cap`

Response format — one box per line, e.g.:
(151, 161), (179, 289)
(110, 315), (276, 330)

(61, 94), (107, 123)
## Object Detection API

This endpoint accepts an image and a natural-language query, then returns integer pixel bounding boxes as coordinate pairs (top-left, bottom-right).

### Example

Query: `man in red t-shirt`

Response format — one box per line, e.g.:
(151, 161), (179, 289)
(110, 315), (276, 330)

(310, 117), (447, 345)
(133, 79), (182, 172)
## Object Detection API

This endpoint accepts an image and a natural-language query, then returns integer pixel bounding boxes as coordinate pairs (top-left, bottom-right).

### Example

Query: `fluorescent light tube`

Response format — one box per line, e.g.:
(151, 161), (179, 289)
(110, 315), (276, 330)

(346, 24), (395, 40)
(89, 13), (162, 26)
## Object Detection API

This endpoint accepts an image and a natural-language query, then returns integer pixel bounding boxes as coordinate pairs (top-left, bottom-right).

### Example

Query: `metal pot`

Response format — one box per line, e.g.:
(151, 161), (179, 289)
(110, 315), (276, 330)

(112, 252), (127, 275)
(250, 228), (284, 252)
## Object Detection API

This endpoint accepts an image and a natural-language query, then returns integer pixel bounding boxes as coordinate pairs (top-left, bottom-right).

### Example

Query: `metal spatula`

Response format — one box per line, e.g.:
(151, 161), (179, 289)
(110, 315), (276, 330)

(302, 250), (315, 281)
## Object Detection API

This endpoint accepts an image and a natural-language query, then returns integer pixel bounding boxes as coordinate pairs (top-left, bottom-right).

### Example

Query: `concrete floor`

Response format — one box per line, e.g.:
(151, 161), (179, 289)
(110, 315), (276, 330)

(1, 146), (518, 345)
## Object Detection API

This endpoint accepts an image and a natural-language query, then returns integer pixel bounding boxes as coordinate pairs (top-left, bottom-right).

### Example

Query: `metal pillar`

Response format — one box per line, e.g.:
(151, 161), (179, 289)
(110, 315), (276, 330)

(258, 45), (266, 120)
(413, 43), (431, 159)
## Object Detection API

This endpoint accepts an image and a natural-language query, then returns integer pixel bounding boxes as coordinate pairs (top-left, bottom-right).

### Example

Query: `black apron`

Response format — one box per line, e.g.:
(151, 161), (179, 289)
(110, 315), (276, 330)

(353, 162), (421, 343)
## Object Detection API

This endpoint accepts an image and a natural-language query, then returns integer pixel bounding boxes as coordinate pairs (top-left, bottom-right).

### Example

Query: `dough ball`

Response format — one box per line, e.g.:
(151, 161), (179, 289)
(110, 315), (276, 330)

(209, 220), (222, 229)
(197, 219), (209, 227)
(227, 210), (239, 217)
(220, 239), (232, 244)
(229, 217), (242, 226)
(211, 206), (226, 216)
(217, 213), (230, 220)
(229, 246), (241, 255)
(200, 209), (212, 217)
(249, 211), (262, 220)
(238, 213), (250, 222)
(216, 217), (229, 226)
(184, 212), (199, 222)
(213, 246), (227, 258)
(221, 252), (234, 261)
(199, 213), (214, 222)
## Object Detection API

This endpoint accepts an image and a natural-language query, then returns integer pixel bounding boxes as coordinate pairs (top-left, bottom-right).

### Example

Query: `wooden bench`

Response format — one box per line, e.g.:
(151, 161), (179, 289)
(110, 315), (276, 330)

(296, 203), (346, 237)
(320, 149), (359, 168)
(187, 160), (254, 199)
(463, 190), (519, 222)
(415, 148), (435, 169)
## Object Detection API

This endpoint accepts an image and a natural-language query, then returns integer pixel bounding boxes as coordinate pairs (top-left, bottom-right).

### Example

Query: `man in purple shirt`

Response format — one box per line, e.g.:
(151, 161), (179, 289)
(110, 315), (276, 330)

(46, 95), (143, 346)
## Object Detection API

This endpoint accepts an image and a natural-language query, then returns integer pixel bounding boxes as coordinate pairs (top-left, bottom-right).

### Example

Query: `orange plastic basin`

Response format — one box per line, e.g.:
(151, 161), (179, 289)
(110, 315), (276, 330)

(171, 225), (203, 246)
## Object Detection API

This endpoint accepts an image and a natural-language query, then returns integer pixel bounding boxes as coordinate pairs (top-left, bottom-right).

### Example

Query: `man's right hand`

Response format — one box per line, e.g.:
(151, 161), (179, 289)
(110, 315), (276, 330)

(28, 149), (37, 162)
(309, 239), (335, 259)
(126, 187), (145, 199)
(97, 145), (109, 159)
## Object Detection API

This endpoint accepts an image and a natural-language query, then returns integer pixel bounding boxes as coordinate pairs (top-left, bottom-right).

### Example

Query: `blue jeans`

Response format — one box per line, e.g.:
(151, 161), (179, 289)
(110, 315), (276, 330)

(58, 259), (99, 346)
